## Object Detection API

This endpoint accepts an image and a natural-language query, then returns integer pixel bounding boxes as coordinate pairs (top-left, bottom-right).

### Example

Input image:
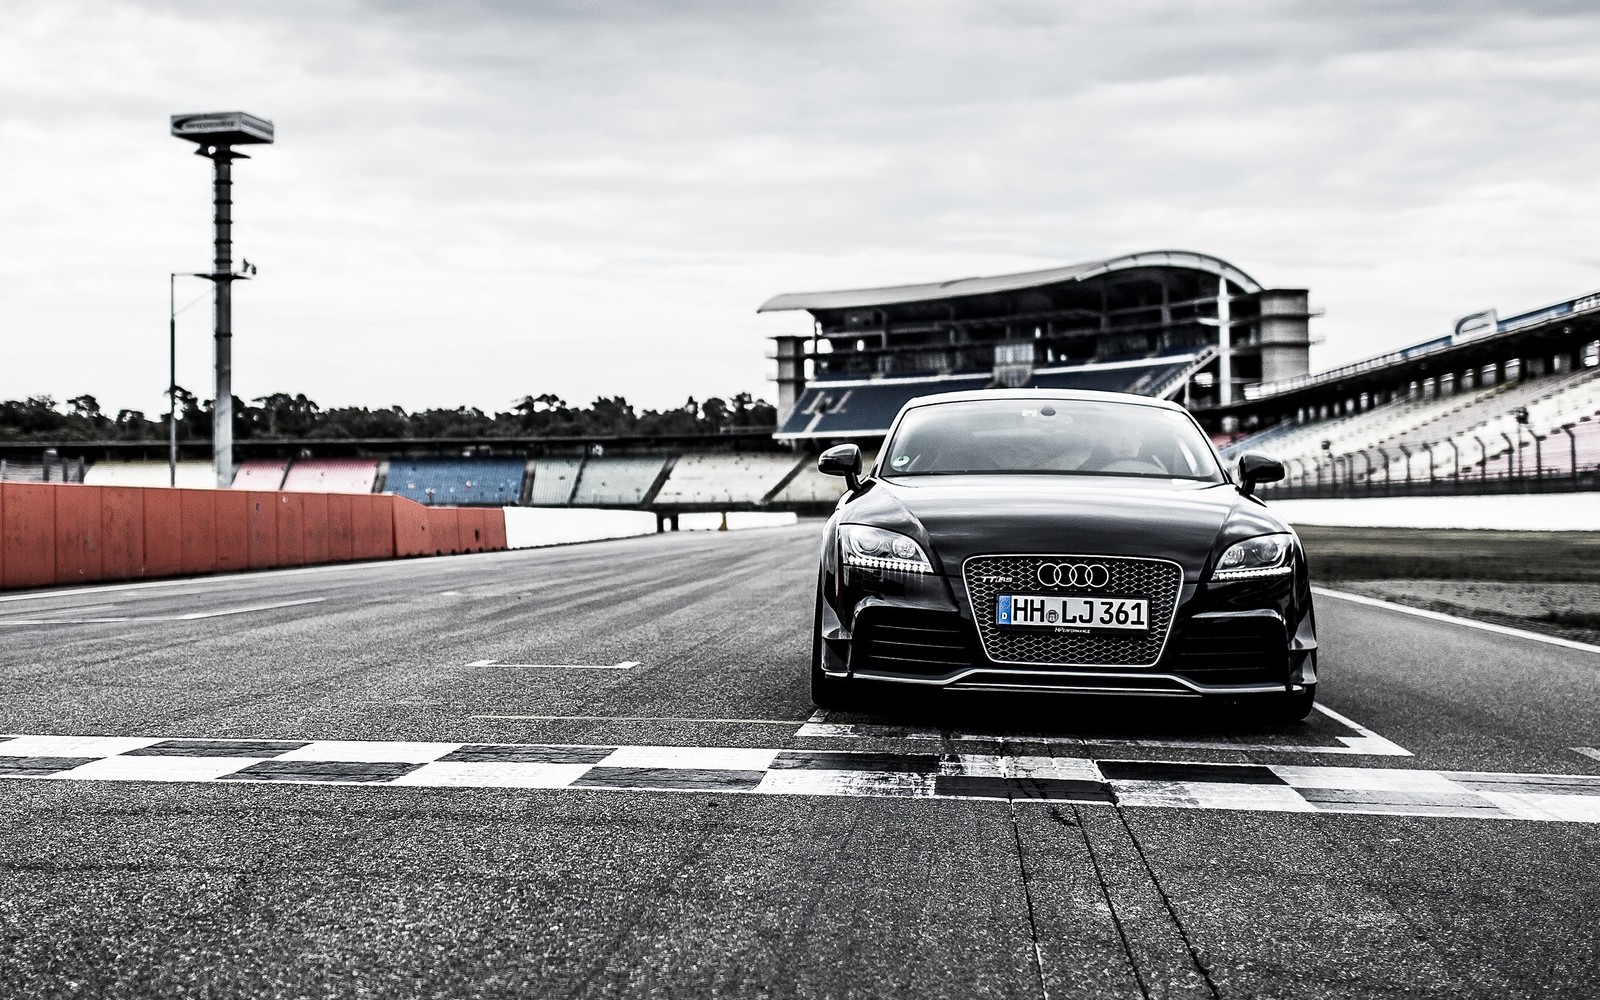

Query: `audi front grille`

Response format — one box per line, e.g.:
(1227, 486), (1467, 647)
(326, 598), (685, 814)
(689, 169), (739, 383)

(962, 554), (1184, 667)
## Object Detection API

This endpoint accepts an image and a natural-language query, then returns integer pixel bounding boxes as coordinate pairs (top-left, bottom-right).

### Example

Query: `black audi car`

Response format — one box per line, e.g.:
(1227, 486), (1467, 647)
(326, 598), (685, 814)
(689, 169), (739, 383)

(811, 389), (1318, 720)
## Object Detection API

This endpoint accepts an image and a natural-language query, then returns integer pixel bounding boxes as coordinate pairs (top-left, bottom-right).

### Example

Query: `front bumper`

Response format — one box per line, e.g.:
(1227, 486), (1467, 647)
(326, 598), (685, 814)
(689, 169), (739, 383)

(821, 562), (1316, 698)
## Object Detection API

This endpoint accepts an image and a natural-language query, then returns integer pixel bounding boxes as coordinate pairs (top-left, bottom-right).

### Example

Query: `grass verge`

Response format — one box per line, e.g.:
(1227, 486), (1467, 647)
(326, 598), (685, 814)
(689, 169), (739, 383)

(1298, 526), (1600, 583)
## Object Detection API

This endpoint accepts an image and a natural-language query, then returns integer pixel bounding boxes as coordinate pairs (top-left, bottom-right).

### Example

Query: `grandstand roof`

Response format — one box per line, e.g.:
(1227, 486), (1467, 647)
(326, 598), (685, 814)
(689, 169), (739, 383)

(757, 250), (1262, 313)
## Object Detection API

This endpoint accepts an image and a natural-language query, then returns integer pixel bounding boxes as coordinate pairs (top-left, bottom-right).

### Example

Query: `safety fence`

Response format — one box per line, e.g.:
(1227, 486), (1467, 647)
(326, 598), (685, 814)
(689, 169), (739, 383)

(0, 482), (507, 591)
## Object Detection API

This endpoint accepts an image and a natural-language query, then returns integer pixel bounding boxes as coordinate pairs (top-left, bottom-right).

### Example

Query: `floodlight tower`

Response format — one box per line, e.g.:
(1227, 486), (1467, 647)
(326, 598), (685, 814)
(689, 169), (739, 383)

(170, 111), (274, 487)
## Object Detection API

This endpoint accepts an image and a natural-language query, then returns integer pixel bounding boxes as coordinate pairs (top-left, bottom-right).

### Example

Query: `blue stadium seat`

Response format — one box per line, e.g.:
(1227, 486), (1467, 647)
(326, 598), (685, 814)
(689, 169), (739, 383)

(383, 458), (525, 506)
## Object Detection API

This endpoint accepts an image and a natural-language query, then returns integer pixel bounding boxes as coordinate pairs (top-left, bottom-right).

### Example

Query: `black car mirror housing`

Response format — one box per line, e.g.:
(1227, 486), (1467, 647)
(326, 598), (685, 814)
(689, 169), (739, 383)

(818, 444), (864, 491)
(1236, 452), (1285, 497)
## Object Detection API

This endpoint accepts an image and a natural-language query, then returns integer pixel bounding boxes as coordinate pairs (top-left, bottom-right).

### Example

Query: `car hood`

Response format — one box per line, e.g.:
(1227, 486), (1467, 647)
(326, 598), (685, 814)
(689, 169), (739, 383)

(848, 475), (1281, 578)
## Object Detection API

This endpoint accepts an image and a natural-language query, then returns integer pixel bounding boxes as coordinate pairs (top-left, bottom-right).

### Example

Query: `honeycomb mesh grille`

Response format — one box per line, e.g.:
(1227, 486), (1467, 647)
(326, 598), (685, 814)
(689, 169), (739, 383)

(963, 554), (1183, 667)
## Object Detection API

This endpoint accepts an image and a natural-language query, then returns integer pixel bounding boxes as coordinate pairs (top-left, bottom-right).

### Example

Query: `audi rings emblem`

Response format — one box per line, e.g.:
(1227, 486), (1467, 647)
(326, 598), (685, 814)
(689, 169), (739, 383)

(1035, 562), (1110, 589)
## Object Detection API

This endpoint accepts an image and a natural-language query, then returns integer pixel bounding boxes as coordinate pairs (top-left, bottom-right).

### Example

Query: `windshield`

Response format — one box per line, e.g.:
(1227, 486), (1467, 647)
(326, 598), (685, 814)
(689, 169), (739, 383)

(880, 398), (1224, 481)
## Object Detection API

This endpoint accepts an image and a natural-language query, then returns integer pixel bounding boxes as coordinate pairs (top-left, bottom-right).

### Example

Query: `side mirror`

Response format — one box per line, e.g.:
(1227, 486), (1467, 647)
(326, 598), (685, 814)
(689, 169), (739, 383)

(818, 443), (863, 491)
(1236, 452), (1285, 497)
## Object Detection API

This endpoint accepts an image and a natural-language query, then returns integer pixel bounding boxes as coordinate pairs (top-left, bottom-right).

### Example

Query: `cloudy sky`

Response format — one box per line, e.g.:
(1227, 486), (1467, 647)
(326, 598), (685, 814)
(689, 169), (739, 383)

(3, 0), (1598, 417)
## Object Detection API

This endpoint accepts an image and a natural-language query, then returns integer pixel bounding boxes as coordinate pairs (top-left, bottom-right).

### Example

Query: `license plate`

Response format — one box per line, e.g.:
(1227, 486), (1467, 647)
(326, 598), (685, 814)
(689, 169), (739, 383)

(997, 594), (1149, 631)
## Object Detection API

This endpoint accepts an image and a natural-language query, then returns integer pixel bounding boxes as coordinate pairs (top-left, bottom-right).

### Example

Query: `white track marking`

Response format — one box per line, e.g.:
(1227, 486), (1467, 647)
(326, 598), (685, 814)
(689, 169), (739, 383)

(4, 730), (1600, 822)
(1306, 703), (1413, 756)
(1269, 765), (1461, 792)
(955, 754), (1103, 780)
(0, 735), (162, 757)
(465, 659), (639, 670)
(1474, 790), (1600, 823)
(177, 598), (326, 619)
(797, 703), (1411, 756)
(393, 761), (594, 788)
(1312, 586), (1600, 655)
(1113, 780), (1317, 813)
(757, 769), (937, 798)
(598, 745), (779, 770)
(1571, 747), (1600, 763)
(0, 597), (325, 626)
(59, 755), (269, 783)
(274, 740), (462, 763)
(469, 714), (806, 725)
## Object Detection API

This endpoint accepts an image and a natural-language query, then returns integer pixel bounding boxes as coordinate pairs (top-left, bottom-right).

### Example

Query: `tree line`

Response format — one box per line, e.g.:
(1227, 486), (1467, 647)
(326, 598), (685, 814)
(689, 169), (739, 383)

(0, 391), (778, 442)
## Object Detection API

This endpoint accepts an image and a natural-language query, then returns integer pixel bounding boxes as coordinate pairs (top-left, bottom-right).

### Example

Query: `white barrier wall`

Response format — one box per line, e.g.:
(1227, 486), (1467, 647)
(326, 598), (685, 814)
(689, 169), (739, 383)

(1270, 494), (1600, 531)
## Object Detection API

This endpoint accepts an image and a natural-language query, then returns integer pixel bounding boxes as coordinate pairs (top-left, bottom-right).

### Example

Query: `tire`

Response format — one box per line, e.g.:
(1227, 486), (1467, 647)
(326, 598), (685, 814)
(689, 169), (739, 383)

(810, 587), (852, 710)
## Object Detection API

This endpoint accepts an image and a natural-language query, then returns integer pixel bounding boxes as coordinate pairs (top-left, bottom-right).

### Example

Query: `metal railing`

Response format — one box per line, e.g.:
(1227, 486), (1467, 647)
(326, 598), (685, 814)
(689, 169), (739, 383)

(1260, 423), (1599, 499)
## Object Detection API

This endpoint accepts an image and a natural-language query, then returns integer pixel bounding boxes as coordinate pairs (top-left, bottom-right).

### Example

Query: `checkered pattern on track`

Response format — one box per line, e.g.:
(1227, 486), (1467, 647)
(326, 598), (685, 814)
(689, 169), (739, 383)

(2, 734), (1598, 822)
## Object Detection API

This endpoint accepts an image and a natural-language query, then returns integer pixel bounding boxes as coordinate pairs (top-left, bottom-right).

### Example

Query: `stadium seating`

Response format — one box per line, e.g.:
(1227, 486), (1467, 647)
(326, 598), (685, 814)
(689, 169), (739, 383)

(1030, 358), (1196, 395)
(0, 456), (87, 483)
(83, 461), (214, 488)
(1, 459), (46, 482)
(570, 455), (670, 506)
(1224, 382), (1508, 481)
(1226, 364), (1600, 485)
(777, 376), (991, 437)
(281, 458), (380, 493)
(383, 457), (525, 506)
(1510, 416), (1600, 476)
(652, 453), (806, 505)
(769, 449), (879, 505)
(1390, 366), (1600, 479)
(230, 459), (288, 490)
(529, 457), (584, 505)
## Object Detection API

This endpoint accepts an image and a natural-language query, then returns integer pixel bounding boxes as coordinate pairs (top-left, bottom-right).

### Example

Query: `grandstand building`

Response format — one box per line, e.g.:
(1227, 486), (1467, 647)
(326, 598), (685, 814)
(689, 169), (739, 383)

(1213, 288), (1600, 495)
(759, 250), (1315, 441)
(5, 266), (1595, 515)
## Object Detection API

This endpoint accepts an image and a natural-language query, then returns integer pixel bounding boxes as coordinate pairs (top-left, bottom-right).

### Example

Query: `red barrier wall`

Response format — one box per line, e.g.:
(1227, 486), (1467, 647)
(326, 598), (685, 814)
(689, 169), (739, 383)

(54, 485), (102, 585)
(3, 483), (57, 589)
(484, 507), (507, 552)
(143, 489), (184, 579)
(350, 494), (394, 561)
(0, 484), (506, 591)
(326, 494), (354, 563)
(100, 486), (145, 581)
(180, 490), (218, 576)
(301, 493), (330, 565)
(393, 497), (431, 557)
(457, 509), (479, 553)
(428, 507), (460, 556)
(275, 494), (305, 567)
(467, 512), (489, 550)
(246, 493), (278, 569)
(213, 490), (249, 572)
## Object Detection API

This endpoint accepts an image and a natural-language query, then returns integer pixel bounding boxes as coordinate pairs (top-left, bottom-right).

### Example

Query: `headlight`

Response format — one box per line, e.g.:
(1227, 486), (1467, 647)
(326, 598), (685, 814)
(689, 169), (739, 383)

(839, 524), (934, 574)
(1211, 533), (1294, 581)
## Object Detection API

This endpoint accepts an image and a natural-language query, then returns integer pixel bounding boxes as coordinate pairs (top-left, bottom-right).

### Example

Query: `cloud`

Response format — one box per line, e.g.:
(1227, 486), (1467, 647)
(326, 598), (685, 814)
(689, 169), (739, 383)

(1, 0), (1597, 415)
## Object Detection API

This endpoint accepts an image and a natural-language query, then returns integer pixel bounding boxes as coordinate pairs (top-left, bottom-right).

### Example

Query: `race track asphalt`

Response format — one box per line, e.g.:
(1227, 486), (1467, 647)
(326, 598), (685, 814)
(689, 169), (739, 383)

(1, 522), (1596, 999)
